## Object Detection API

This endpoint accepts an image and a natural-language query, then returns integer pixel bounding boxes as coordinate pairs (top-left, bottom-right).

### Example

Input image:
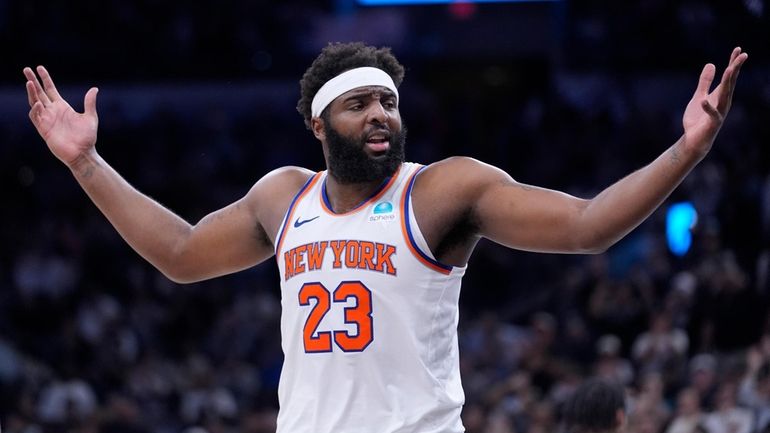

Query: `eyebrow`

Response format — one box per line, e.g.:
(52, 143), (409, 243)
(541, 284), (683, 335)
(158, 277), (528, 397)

(341, 87), (397, 102)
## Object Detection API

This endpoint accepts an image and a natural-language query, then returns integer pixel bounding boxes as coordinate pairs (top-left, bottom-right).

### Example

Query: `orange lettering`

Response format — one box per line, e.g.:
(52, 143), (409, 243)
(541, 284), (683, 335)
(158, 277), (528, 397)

(359, 241), (375, 270)
(375, 243), (397, 275)
(294, 244), (307, 275)
(306, 241), (328, 271)
(284, 250), (295, 280)
(345, 240), (360, 268)
(330, 240), (346, 268)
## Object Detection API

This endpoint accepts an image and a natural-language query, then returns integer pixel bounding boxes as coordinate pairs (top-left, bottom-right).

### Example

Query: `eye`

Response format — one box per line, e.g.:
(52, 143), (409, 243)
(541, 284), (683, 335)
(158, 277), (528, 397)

(349, 103), (363, 111)
(383, 100), (396, 110)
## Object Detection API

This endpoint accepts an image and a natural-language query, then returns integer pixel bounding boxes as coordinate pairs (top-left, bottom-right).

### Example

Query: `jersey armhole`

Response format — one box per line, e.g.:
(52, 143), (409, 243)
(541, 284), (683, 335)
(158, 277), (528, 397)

(275, 172), (322, 254)
(399, 166), (455, 275)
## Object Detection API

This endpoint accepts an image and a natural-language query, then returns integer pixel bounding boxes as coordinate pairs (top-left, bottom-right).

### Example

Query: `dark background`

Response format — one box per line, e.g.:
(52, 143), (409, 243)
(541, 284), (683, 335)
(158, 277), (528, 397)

(1, 1), (769, 432)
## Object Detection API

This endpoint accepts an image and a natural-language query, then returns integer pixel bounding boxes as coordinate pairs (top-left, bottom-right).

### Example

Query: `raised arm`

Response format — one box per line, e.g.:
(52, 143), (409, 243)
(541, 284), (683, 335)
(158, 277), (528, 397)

(24, 66), (307, 283)
(423, 48), (747, 257)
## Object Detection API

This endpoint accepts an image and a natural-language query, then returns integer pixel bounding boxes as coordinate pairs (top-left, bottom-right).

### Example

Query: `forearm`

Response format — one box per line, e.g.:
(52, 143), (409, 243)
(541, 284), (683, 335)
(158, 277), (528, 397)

(579, 136), (704, 251)
(69, 149), (193, 279)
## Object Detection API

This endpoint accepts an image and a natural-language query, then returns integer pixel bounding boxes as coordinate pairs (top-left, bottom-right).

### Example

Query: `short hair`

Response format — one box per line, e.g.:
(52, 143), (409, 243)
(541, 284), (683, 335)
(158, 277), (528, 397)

(563, 378), (625, 433)
(296, 42), (406, 129)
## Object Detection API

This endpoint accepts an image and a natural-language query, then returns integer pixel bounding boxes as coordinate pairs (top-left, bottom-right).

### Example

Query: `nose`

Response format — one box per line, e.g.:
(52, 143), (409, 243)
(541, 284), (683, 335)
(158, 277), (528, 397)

(366, 101), (389, 124)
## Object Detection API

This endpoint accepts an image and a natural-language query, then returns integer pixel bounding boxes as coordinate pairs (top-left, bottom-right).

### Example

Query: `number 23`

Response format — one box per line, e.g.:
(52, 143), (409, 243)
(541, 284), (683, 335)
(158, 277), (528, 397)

(298, 281), (373, 353)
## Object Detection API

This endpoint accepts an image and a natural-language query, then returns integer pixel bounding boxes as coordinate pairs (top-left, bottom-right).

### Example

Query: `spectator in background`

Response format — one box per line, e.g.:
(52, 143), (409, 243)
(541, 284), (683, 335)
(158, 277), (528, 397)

(665, 387), (704, 433)
(689, 353), (719, 409)
(563, 378), (626, 433)
(631, 371), (672, 430)
(594, 334), (635, 386)
(36, 375), (98, 427)
(738, 346), (770, 432)
(631, 310), (689, 378)
(702, 382), (754, 433)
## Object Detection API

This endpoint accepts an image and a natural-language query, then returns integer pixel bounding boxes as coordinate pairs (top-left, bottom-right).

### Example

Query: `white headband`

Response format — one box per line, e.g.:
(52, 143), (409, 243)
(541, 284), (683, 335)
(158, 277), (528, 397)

(311, 67), (399, 117)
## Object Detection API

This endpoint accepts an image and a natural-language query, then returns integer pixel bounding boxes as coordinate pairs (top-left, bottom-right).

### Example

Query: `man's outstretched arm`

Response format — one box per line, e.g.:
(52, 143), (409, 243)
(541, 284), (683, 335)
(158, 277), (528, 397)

(465, 47), (748, 254)
(24, 66), (301, 283)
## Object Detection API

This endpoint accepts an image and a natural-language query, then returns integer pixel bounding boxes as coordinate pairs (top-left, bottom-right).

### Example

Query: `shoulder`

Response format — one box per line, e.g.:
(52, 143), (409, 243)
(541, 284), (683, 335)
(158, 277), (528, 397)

(415, 156), (514, 198)
(243, 166), (317, 239)
(253, 166), (316, 189)
(246, 166), (316, 201)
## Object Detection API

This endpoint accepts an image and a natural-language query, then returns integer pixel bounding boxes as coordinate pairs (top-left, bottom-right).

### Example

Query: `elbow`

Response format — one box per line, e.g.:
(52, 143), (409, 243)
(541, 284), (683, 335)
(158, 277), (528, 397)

(581, 243), (610, 255)
(573, 229), (614, 255)
(157, 236), (203, 284)
(157, 265), (196, 284)
(156, 255), (204, 284)
(162, 271), (198, 285)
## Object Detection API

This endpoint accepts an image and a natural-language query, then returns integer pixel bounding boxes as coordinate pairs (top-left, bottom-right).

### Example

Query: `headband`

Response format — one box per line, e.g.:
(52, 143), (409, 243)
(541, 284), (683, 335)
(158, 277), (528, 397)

(311, 67), (399, 117)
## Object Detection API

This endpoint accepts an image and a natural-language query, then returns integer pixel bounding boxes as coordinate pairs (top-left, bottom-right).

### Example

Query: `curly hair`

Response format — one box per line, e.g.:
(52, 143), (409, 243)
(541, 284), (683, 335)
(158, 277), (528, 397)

(297, 42), (405, 129)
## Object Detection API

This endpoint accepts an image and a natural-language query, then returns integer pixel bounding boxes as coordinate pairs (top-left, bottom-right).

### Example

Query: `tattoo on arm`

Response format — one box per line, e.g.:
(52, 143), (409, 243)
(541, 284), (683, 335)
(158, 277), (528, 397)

(76, 160), (97, 179)
(670, 142), (682, 166)
(80, 165), (95, 179)
(198, 202), (243, 227)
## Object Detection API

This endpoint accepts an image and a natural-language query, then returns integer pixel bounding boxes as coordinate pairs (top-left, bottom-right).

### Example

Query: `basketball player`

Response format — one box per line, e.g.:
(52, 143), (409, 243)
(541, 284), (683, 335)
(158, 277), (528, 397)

(562, 378), (626, 433)
(24, 43), (747, 433)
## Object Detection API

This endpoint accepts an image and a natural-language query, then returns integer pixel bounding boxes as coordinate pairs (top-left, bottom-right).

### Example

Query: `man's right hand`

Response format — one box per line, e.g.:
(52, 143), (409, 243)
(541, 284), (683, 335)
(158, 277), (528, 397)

(24, 66), (99, 167)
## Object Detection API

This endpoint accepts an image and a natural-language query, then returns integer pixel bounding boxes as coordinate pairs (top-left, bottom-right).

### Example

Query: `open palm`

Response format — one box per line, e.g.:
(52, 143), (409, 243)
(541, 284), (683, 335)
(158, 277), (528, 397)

(681, 47), (748, 155)
(24, 66), (99, 166)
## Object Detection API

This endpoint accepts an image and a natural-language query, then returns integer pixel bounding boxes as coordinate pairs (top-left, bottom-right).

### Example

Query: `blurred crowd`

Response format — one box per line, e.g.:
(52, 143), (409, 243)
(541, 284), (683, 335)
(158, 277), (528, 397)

(2, 1), (770, 432)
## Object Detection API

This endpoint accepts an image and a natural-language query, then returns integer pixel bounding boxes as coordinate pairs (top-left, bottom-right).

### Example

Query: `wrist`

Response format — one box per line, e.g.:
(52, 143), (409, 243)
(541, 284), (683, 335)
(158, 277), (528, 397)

(68, 148), (101, 179)
(680, 132), (715, 160)
(675, 134), (710, 164)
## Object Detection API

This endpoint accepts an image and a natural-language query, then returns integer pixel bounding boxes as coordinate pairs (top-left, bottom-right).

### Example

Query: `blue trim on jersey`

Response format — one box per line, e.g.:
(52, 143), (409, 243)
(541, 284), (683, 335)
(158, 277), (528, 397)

(276, 174), (318, 254)
(404, 166), (454, 272)
(321, 173), (394, 214)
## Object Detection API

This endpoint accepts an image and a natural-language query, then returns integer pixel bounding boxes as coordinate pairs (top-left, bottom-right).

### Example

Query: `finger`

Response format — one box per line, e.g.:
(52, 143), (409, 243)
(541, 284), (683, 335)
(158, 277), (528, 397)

(717, 52), (749, 113)
(25, 81), (38, 107)
(701, 99), (721, 121)
(23, 67), (51, 106)
(728, 47), (741, 65)
(36, 65), (63, 101)
(695, 63), (715, 97)
(84, 87), (99, 117)
(715, 68), (733, 113)
(729, 52), (748, 89)
(28, 101), (44, 126)
(26, 78), (50, 108)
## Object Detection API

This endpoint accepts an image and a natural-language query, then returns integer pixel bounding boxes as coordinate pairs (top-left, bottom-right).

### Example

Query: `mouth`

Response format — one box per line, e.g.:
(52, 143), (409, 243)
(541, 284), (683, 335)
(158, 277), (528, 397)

(365, 131), (391, 154)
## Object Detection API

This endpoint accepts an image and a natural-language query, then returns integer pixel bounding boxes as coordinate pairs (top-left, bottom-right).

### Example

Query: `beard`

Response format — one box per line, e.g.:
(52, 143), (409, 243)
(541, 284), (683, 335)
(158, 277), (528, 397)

(324, 118), (407, 184)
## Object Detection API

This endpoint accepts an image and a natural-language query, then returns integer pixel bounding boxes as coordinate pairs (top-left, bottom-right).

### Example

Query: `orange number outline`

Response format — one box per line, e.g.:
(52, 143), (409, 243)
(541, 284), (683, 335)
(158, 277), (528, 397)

(298, 282), (332, 353)
(298, 281), (374, 353)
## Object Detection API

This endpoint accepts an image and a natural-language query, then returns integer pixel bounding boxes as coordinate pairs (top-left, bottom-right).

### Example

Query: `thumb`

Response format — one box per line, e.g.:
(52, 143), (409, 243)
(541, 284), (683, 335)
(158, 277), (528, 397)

(84, 87), (99, 117)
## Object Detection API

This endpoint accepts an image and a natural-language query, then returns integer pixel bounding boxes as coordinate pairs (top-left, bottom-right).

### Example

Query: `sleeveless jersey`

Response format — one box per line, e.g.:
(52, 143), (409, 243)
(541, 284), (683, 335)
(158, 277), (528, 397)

(274, 162), (467, 433)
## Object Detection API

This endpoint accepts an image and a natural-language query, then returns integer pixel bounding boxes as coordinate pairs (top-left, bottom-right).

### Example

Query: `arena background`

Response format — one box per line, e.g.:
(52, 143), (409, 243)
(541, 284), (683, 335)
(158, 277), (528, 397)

(1, 1), (769, 432)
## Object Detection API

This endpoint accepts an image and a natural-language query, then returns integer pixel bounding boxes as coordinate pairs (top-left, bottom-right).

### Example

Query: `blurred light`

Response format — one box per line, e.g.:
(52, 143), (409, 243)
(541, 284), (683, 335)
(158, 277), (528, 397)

(666, 202), (698, 256)
(743, 0), (764, 17)
(358, 0), (559, 5)
(449, 1), (477, 19)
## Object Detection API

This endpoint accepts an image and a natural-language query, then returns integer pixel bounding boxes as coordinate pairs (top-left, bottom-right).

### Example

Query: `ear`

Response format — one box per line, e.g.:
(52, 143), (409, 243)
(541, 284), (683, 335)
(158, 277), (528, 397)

(311, 116), (326, 141)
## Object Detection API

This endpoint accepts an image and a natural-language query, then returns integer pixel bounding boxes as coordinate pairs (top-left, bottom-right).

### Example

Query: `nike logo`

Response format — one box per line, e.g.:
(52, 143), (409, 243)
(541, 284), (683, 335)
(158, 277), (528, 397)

(294, 215), (320, 228)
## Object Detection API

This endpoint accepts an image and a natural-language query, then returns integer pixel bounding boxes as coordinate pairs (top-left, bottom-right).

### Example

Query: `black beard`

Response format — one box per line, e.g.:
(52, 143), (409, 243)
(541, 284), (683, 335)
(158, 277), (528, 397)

(324, 119), (406, 184)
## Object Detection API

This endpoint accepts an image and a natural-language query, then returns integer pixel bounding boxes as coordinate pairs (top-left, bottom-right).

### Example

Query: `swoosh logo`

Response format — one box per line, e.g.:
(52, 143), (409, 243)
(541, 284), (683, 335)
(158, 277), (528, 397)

(293, 215), (320, 228)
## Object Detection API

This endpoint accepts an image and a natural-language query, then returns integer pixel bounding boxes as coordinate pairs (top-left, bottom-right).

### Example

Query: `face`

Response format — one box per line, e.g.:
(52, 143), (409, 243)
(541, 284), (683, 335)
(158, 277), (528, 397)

(316, 86), (406, 184)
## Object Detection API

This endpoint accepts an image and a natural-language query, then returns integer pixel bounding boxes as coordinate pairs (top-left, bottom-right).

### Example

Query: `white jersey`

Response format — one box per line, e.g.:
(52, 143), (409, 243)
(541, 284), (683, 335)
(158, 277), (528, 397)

(274, 162), (467, 433)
